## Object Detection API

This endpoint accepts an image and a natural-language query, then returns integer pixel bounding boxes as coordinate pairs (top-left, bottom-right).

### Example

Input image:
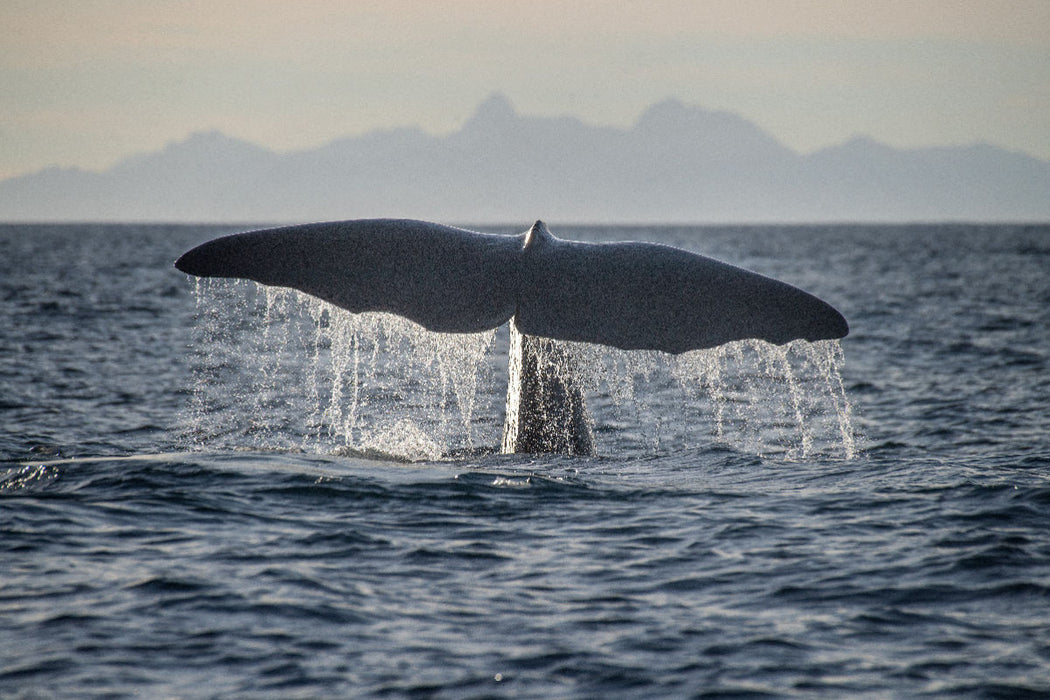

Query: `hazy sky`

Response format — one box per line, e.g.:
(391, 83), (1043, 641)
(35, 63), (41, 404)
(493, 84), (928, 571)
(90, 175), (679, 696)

(3, 0), (1048, 179)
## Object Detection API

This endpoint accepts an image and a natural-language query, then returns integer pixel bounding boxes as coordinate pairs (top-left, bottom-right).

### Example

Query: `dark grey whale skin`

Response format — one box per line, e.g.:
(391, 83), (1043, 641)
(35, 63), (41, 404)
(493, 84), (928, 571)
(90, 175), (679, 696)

(176, 219), (847, 454)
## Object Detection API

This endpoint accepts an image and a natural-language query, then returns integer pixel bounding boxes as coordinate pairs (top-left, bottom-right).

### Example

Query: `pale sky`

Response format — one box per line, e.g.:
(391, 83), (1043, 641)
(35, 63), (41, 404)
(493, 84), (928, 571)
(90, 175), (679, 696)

(2, 0), (1048, 179)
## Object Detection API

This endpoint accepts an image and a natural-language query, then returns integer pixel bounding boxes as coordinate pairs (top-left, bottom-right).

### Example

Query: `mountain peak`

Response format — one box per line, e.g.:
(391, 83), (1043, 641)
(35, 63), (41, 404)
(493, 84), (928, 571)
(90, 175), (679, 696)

(633, 98), (793, 160)
(462, 93), (518, 129)
(165, 130), (267, 155)
(109, 129), (273, 177)
(636, 98), (755, 134)
(636, 97), (690, 124)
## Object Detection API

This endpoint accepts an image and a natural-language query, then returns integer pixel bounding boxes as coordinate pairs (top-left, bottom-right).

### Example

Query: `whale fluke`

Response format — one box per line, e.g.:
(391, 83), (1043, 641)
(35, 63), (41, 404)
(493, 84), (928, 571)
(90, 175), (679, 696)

(176, 218), (848, 455)
(176, 219), (521, 334)
(515, 221), (847, 353)
(176, 219), (847, 353)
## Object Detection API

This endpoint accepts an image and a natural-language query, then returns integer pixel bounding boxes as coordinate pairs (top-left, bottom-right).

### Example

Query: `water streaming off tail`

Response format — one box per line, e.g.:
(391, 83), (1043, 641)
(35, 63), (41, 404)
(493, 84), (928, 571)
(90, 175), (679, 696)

(184, 280), (855, 459)
(184, 280), (497, 459)
(561, 337), (855, 459)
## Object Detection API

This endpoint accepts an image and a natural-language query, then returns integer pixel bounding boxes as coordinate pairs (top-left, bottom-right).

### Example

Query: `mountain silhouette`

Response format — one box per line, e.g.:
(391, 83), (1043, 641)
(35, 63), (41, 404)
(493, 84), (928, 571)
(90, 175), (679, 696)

(2, 94), (1047, 223)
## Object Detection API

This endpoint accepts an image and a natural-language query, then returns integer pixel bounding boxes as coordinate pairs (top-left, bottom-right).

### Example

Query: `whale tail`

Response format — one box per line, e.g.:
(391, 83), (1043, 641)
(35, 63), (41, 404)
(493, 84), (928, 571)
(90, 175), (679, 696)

(176, 219), (848, 454)
(176, 219), (847, 353)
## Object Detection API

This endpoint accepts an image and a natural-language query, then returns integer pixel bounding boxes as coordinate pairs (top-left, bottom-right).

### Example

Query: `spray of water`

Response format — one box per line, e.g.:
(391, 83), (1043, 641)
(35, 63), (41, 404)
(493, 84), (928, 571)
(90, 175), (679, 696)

(185, 280), (855, 460)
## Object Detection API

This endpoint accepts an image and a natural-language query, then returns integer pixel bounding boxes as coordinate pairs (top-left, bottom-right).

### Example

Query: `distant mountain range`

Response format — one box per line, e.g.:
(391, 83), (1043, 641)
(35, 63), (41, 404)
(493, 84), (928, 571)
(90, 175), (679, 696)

(2, 94), (1047, 223)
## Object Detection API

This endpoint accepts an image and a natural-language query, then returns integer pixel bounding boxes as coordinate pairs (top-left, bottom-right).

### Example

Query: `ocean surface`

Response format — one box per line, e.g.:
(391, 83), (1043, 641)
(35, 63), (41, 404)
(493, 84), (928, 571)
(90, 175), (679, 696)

(2, 222), (1048, 698)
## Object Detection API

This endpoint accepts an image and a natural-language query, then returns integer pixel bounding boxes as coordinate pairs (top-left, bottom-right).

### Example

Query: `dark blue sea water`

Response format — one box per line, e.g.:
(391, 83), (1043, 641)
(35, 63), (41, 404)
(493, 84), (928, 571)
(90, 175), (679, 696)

(2, 222), (1049, 698)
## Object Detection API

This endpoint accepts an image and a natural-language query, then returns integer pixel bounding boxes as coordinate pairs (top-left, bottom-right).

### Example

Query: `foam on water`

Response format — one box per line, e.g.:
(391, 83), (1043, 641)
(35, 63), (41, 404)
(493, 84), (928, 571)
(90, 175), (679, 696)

(186, 280), (854, 459)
